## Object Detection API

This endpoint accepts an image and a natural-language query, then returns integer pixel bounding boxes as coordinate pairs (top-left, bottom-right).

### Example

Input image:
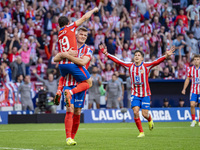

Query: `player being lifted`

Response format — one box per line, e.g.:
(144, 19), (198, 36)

(182, 55), (200, 127)
(99, 44), (175, 137)
(54, 7), (99, 106)
(54, 27), (92, 145)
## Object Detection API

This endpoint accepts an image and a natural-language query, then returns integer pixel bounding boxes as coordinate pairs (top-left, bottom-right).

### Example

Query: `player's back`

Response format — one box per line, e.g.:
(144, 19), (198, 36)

(58, 22), (78, 64)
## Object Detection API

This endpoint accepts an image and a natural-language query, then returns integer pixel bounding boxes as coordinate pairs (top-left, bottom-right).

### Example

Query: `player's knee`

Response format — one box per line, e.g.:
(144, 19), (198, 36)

(191, 104), (195, 108)
(74, 108), (81, 115)
(142, 112), (148, 118)
(87, 78), (93, 88)
(67, 105), (74, 112)
(134, 111), (139, 117)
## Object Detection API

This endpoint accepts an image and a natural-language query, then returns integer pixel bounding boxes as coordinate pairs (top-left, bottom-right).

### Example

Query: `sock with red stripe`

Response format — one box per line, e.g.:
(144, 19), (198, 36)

(147, 114), (152, 122)
(134, 118), (143, 133)
(192, 114), (195, 121)
(58, 77), (64, 91)
(71, 114), (81, 139)
(65, 112), (73, 138)
(70, 81), (89, 95)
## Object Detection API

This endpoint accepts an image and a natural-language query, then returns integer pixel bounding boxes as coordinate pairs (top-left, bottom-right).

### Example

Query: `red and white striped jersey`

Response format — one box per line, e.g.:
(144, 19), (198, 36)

(107, 54), (166, 97)
(187, 66), (200, 94)
(63, 44), (93, 86)
(58, 22), (78, 65)
(139, 24), (152, 34)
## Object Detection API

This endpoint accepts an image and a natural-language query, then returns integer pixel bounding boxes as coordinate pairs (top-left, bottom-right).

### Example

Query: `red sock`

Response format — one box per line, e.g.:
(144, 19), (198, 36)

(134, 118), (143, 133)
(71, 81), (89, 94)
(192, 114), (195, 121)
(147, 114), (152, 122)
(65, 112), (73, 138)
(58, 77), (64, 91)
(71, 114), (81, 139)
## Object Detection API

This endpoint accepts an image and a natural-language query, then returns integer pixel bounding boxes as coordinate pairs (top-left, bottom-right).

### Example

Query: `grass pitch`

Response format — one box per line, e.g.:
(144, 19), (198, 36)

(0, 122), (199, 150)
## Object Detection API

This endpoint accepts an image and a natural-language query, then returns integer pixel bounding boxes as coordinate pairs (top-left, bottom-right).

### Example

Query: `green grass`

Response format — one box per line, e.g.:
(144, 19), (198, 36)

(0, 122), (199, 150)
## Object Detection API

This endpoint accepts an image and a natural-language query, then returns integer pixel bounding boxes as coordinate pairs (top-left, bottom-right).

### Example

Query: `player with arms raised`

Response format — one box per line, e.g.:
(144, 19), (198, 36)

(99, 44), (175, 137)
(54, 7), (99, 106)
(182, 55), (200, 127)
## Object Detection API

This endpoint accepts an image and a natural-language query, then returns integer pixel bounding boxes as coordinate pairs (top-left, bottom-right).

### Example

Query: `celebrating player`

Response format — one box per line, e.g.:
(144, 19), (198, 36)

(99, 44), (175, 137)
(54, 7), (99, 107)
(181, 55), (200, 127)
(54, 27), (92, 145)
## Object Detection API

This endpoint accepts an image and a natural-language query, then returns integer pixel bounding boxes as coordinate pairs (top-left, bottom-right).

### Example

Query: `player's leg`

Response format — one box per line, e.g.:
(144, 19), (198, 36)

(94, 95), (100, 109)
(54, 77), (64, 105)
(131, 95), (144, 137)
(141, 96), (153, 130)
(190, 93), (197, 127)
(63, 86), (75, 146)
(70, 90), (86, 144)
(106, 98), (112, 109)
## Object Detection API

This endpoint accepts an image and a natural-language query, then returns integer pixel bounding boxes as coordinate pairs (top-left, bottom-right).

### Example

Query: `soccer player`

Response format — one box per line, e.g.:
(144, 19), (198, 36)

(99, 44), (175, 137)
(54, 7), (99, 107)
(181, 55), (200, 127)
(54, 27), (92, 145)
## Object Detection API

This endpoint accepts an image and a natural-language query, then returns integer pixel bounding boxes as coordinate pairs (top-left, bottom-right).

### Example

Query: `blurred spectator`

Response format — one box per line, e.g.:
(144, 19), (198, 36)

(106, 74), (122, 109)
(10, 56), (26, 82)
(114, 71), (124, 108)
(36, 57), (47, 79)
(1, 60), (12, 82)
(149, 69), (161, 79)
(160, 67), (173, 79)
(101, 63), (114, 81)
(178, 98), (185, 107)
(32, 69), (59, 96)
(17, 75), (34, 111)
(88, 66), (102, 109)
(162, 98), (171, 108)
(191, 20), (200, 40)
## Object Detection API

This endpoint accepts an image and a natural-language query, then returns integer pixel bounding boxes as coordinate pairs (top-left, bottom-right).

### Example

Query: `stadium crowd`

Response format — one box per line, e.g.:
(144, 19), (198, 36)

(0, 0), (200, 109)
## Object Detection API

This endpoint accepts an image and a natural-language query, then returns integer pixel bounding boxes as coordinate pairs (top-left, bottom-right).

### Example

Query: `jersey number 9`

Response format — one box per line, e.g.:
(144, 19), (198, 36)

(59, 36), (70, 52)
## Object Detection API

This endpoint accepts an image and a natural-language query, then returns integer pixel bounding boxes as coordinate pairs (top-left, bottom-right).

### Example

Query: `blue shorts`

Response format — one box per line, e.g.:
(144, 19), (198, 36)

(63, 86), (86, 108)
(131, 95), (150, 110)
(59, 64), (90, 82)
(190, 93), (200, 103)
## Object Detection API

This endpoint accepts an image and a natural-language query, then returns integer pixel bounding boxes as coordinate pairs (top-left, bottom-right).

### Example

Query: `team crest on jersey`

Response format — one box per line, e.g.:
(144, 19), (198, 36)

(140, 68), (144, 74)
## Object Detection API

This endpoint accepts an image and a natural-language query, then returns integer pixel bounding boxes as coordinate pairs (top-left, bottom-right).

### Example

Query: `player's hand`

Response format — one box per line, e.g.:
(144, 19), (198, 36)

(93, 7), (99, 13)
(99, 44), (107, 54)
(68, 47), (78, 57)
(181, 89), (186, 95)
(166, 46), (175, 58)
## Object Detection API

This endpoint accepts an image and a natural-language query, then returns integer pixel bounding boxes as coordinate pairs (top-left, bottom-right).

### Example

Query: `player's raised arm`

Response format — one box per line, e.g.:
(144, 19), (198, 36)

(146, 46), (175, 69)
(75, 7), (99, 27)
(99, 44), (132, 69)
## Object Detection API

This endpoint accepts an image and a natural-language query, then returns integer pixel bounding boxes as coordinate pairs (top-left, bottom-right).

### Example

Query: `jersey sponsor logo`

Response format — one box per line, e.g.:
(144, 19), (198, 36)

(135, 76), (140, 82)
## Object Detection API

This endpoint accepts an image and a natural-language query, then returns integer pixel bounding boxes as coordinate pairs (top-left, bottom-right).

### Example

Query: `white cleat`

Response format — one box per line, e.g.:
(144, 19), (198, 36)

(190, 120), (197, 127)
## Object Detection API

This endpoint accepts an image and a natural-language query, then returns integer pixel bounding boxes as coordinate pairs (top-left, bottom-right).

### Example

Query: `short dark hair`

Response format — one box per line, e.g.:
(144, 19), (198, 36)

(193, 54), (200, 59)
(133, 50), (144, 58)
(58, 16), (69, 27)
(177, 33), (184, 37)
(78, 27), (88, 32)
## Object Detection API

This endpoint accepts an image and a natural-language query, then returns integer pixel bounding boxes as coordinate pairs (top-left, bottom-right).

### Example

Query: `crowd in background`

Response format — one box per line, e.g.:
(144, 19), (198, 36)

(0, 0), (200, 109)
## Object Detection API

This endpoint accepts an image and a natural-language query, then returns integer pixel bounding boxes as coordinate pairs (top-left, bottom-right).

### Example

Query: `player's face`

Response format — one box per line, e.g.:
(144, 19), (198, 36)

(134, 52), (143, 63)
(77, 30), (88, 44)
(194, 57), (200, 66)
